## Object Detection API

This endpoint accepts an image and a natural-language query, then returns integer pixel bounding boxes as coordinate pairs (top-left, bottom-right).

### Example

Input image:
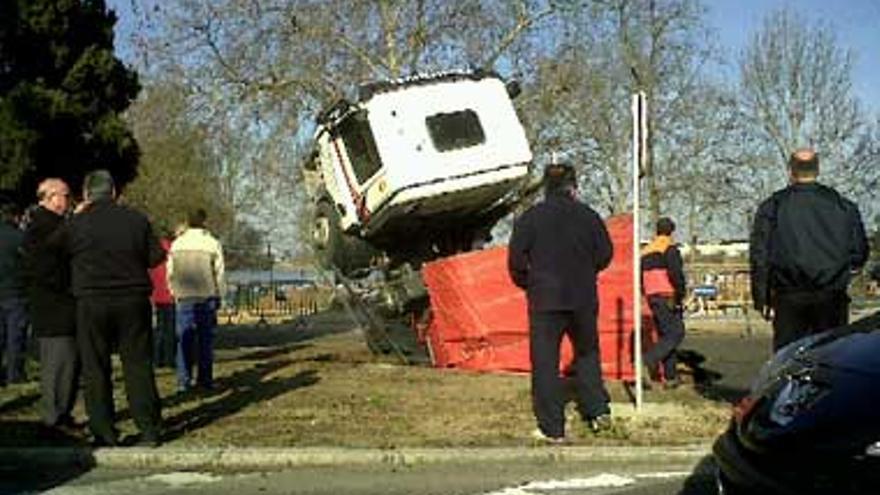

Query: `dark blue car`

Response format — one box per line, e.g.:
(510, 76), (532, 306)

(714, 312), (880, 495)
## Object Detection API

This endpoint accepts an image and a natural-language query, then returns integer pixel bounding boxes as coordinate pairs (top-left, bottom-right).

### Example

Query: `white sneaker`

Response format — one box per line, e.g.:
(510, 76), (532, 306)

(531, 428), (568, 445)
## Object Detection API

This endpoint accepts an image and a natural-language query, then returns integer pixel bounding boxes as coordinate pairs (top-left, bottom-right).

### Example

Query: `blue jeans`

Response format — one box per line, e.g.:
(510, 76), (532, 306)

(0, 297), (29, 384)
(175, 298), (218, 390)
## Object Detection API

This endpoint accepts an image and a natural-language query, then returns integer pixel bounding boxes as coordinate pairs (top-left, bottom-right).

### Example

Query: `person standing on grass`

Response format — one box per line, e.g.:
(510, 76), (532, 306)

(149, 233), (176, 369)
(67, 170), (165, 447)
(0, 200), (28, 386)
(508, 163), (614, 443)
(167, 208), (225, 393)
(22, 179), (82, 432)
(641, 217), (686, 389)
(750, 148), (869, 351)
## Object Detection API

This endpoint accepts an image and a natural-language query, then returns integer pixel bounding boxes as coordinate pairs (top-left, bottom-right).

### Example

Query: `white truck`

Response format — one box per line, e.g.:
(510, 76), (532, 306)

(302, 70), (537, 359)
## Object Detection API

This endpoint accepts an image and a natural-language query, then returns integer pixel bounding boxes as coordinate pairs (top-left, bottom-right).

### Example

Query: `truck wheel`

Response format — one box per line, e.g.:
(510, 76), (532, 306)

(313, 201), (342, 267)
(313, 201), (376, 276)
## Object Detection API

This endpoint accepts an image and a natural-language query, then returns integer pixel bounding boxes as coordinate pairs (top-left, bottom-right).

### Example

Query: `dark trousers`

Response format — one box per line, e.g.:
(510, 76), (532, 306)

(39, 336), (80, 425)
(644, 296), (685, 381)
(77, 295), (161, 441)
(153, 303), (176, 368)
(175, 298), (218, 390)
(529, 307), (610, 438)
(772, 291), (849, 351)
(0, 297), (28, 384)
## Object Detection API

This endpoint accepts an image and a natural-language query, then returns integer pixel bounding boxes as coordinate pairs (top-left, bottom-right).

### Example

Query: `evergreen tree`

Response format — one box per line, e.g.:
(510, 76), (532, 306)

(0, 0), (139, 204)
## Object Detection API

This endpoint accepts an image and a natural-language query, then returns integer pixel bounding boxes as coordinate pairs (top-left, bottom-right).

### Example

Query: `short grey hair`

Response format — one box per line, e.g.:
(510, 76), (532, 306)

(83, 169), (115, 201)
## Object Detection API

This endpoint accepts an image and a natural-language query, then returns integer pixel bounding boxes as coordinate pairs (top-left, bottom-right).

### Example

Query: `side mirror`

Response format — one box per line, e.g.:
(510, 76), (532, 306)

(506, 80), (522, 99)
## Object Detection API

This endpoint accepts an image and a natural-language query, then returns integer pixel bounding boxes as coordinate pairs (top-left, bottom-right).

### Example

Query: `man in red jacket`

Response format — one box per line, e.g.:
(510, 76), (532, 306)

(641, 217), (686, 388)
(149, 236), (175, 369)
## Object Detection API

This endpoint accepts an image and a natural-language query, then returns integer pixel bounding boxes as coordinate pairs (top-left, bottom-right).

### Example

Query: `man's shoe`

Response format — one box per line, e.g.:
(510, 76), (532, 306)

(587, 414), (613, 434)
(531, 428), (569, 445)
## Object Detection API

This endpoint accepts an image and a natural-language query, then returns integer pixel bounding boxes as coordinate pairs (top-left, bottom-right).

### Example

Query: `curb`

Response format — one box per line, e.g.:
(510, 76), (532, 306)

(0, 445), (711, 469)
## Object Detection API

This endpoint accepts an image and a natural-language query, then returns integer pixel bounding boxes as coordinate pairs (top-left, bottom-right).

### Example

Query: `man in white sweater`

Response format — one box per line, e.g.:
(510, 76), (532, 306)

(167, 208), (225, 393)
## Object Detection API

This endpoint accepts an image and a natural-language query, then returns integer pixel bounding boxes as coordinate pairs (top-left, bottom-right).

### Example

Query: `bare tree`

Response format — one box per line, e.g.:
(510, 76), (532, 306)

(740, 8), (880, 206)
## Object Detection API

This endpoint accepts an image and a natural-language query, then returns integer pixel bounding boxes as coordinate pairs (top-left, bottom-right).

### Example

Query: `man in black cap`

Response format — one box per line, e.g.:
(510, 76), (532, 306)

(750, 148), (869, 351)
(67, 170), (166, 446)
(508, 163), (614, 443)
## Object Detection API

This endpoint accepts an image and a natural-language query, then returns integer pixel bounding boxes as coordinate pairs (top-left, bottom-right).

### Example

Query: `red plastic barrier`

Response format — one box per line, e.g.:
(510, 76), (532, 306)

(422, 214), (654, 379)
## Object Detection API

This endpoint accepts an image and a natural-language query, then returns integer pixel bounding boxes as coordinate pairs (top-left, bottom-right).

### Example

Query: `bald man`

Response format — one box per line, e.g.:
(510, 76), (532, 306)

(750, 149), (869, 351)
(22, 178), (81, 431)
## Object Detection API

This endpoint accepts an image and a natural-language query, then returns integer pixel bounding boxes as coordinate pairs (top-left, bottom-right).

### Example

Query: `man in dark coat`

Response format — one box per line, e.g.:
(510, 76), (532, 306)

(508, 163), (614, 442)
(67, 170), (166, 447)
(0, 201), (28, 386)
(22, 179), (81, 429)
(750, 148), (869, 351)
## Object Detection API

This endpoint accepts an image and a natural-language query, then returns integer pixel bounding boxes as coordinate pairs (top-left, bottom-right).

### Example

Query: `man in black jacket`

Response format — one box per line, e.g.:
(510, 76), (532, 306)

(641, 217), (686, 388)
(750, 149), (869, 351)
(68, 170), (166, 447)
(508, 163), (614, 442)
(22, 179), (81, 430)
(0, 201), (28, 386)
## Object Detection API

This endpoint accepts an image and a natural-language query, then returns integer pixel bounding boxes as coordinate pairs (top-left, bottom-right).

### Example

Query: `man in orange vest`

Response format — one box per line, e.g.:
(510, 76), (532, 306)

(641, 217), (686, 388)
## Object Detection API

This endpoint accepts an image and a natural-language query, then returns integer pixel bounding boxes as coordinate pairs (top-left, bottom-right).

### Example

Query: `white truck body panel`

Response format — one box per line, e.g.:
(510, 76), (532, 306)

(315, 74), (532, 237)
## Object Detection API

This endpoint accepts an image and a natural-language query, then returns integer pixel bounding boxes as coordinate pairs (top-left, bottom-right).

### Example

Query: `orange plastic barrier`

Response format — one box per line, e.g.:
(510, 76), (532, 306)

(422, 214), (653, 379)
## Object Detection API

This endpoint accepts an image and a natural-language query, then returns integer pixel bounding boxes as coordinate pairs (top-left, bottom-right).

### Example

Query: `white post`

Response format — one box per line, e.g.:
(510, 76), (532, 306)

(631, 92), (647, 412)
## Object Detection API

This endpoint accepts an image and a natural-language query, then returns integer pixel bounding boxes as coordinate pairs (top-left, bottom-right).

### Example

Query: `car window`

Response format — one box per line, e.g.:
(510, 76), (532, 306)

(426, 109), (486, 152)
(338, 112), (382, 185)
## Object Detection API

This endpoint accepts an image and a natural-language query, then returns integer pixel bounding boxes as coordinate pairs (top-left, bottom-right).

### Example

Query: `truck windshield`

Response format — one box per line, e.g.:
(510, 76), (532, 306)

(339, 112), (382, 185)
(426, 109), (486, 152)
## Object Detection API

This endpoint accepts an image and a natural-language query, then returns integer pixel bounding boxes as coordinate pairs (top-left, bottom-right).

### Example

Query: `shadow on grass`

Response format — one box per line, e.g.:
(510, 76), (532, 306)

(114, 342), (312, 424)
(0, 390), (40, 415)
(160, 362), (321, 443)
(677, 349), (750, 404)
(0, 423), (95, 492)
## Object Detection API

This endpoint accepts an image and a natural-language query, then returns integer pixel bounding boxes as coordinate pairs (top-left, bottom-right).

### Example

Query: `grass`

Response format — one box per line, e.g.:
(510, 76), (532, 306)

(0, 310), (732, 448)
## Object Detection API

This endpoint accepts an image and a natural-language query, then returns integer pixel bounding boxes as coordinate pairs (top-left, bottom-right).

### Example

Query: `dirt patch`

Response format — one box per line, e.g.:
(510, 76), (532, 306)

(0, 310), (733, 448)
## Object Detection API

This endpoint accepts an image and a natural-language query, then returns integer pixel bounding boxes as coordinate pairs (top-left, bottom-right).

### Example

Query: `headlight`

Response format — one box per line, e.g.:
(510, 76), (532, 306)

(768, 374), (829, 427)
(866, 442), (880, 457)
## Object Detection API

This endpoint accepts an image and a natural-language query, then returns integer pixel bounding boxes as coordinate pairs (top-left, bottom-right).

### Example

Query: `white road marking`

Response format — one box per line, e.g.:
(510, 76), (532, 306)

(480, 473), (635, 495)
(479, 471), (691, 494)
(634, 471), (692, 480)
(145, 472), (223, 487)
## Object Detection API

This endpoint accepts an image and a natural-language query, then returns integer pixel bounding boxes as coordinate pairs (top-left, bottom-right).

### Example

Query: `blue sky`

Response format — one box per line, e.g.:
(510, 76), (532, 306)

(706, 0), (880, 114)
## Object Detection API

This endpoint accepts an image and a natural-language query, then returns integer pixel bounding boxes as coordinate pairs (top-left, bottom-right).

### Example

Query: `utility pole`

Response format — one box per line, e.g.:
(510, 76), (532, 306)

(632, 91), (647, 412)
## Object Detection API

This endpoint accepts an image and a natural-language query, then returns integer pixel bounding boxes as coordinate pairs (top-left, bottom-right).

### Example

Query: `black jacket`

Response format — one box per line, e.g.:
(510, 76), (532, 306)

(22, 206), (76, 337)
(0, 221), (25, 300)
(508, 193), (613, 311)
(66, 199), (165, 298)
(749, 182), (869, 310)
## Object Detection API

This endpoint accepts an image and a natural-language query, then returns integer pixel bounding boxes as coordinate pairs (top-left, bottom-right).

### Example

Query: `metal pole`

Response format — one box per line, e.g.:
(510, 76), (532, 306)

(632, 92), (646, 412)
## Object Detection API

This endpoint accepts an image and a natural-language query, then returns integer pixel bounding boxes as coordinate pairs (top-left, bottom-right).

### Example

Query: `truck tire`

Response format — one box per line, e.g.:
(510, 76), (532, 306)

(312, 201), (375, 276)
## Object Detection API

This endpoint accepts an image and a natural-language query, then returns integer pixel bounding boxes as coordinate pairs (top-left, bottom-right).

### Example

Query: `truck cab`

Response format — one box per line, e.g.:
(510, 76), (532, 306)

(304, 70), (533, 274)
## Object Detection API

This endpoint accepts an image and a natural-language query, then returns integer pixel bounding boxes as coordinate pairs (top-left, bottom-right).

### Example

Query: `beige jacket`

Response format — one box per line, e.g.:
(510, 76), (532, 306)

(167, 228), (226, 301)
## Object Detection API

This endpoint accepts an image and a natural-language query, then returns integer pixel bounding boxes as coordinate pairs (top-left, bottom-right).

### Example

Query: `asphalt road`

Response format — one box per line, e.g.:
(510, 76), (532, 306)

(6, 457), (721, 495)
